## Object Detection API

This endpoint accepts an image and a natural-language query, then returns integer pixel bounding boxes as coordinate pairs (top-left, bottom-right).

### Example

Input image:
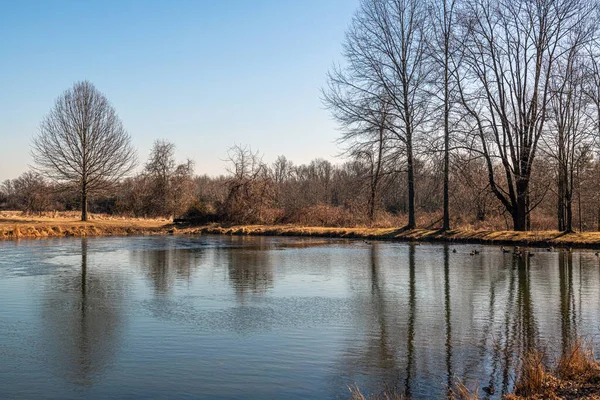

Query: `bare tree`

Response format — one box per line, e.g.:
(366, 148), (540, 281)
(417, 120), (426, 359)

(457, 0), (592, 230)
(32, 81), (136, 221)
(325, 0), (432, 229)
(144, 140), (176, 217)
(427, 0), (461, 230)
(547, 43), (595, 232)
(348, 98), (396, 222)
(222, 144), (274, 223)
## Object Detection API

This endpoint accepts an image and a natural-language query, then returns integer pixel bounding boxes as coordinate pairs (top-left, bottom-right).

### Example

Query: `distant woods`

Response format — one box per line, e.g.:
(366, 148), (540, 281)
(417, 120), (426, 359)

(4, 0), (600, 231)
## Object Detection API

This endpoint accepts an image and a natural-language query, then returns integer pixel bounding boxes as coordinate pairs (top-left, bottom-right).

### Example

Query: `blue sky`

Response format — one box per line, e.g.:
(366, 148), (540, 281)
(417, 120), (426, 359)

(0, 0), (358, 181)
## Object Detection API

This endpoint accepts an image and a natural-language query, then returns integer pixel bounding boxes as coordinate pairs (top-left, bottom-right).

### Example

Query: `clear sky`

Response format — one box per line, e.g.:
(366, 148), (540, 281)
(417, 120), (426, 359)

(0, 0), (359, 181)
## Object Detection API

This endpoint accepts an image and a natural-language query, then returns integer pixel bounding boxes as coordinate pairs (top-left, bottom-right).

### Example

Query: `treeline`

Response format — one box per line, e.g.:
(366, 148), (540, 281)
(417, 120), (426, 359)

(3, 139), (600, 231)
(323, 0), (600, 232)
(4, 0), (600, 232)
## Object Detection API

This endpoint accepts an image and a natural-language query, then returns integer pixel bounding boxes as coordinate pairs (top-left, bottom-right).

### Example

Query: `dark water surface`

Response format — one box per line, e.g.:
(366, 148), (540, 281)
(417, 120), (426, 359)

(1, 235), (600, 399)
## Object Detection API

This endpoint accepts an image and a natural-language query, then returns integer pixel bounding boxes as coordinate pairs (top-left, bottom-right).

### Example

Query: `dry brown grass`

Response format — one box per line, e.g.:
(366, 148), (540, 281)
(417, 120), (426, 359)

(348, 384), (406, 400)
(0, 211), (170, 239)
(448, 380), (480, 400)
(506, 339), (600, 399)
(513, 349), (550, 397)
(188, 224), (600, 248)
(349, 380), (478, 400)
(5, 210), (600, 249)
(557, 339), (600, 384)
(349, 337), (600, 400)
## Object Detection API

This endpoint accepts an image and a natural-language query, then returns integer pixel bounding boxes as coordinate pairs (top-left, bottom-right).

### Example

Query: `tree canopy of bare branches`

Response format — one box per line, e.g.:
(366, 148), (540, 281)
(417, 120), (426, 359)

(324, 0), (432, 229)
(31, 81), (136, 221)
(457, 0), (594, 230)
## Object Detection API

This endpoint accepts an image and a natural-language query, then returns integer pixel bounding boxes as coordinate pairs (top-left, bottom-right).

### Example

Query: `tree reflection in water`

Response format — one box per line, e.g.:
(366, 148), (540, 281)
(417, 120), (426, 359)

(220, 236), (274, 304)
(333, 244), (600, 399)
(42, 238), (126, 387)
(132, 237), (205, 294)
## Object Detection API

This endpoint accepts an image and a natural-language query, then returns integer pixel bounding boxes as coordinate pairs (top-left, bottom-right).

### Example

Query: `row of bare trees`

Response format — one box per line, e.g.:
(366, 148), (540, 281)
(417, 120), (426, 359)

(324, 0), (600, 232)
(4, 135), (600, 230)
(5, 0), (600, 234)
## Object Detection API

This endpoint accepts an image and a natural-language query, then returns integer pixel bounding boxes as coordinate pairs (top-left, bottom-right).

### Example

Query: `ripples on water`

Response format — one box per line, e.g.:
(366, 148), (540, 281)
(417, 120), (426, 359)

(0, 236), (599, 399)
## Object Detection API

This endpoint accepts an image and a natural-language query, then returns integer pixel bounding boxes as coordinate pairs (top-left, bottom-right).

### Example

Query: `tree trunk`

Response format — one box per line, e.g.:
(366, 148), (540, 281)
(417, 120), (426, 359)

(443, 95), (450, 231)
(443, 46), (450, 231)
(578, 191), (583, 232)
(566, 172), (574, 233)
(566, 194), (573, 233)
(81, 183), (88, 222)
(558, 173), (565, 231)
(369, 188), (376, 222)
(407, 135), (416, 229)
(513, 180), (528, 231)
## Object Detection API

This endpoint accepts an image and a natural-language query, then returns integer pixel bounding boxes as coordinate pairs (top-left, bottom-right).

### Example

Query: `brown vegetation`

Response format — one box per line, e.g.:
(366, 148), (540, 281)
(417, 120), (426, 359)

(351, 339), (600, 399)
(7, 211), (600, 248)
(507, 339), (600, 399)
(0, 211), (168, 239)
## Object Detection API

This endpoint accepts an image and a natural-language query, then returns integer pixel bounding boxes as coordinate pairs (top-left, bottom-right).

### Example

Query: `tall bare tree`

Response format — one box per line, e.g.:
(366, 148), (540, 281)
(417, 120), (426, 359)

(325, 0), (432, 229)
(457, 0), (591, 230)
(32, 81), (136, 221)
(428, 0), (461, 231)
(547, 42), (595, 232)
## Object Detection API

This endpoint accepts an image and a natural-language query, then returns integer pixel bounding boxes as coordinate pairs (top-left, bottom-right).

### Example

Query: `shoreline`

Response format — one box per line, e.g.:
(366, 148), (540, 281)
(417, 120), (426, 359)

(3, 219), (600, 248)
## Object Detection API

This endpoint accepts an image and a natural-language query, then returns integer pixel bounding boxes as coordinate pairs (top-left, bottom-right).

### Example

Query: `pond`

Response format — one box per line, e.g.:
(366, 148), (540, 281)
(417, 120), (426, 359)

(0, 235), (599, 399)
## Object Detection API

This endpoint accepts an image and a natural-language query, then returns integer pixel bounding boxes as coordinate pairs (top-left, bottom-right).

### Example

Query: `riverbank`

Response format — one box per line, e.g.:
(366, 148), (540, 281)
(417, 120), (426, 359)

(0, 212), (169, 239)
(188, 224), (600, 249)
(4, 213), (600, 248)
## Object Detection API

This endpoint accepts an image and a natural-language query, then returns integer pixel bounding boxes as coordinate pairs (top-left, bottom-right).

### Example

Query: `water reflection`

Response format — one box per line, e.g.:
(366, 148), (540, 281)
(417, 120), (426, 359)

(444, 245), (453, 396)
(222, 238), (274, 303)
(131, 237), (205, 294)
(2, 237), (600, 399)
(41, 238), (126, 386)
(559, 251), (576, 353)
(405, 244), (415, 397)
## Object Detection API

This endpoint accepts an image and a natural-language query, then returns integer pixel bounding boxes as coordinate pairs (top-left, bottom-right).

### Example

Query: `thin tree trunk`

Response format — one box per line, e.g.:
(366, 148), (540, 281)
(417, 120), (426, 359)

(566, 195), (573, 233)
(558, 174), (565, 232)
(81, 183), (88, 222)
(443, 75), (450, 231)
(578, 190), (583, 232)
(407, 135), (416, 229)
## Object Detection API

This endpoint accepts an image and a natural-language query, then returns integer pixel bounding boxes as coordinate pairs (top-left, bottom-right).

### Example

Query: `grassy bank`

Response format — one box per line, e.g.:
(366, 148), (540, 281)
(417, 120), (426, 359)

(188, 224), (600, 249)
(0, 212), (170, 239)
(4, 212), (600, 248)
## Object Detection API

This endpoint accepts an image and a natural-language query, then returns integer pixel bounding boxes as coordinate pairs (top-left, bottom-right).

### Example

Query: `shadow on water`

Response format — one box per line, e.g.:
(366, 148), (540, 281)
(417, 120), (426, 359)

(334, 243), (417, 397)
(41, 238), (126, 387)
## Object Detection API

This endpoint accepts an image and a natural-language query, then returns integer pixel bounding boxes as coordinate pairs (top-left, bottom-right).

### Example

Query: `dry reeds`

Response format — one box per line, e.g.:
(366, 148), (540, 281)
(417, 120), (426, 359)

(448, 380), (479, 400)
(348, 384), (406, 400)
(556, 338), (600, 384)
(513, 349), (549, 397)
